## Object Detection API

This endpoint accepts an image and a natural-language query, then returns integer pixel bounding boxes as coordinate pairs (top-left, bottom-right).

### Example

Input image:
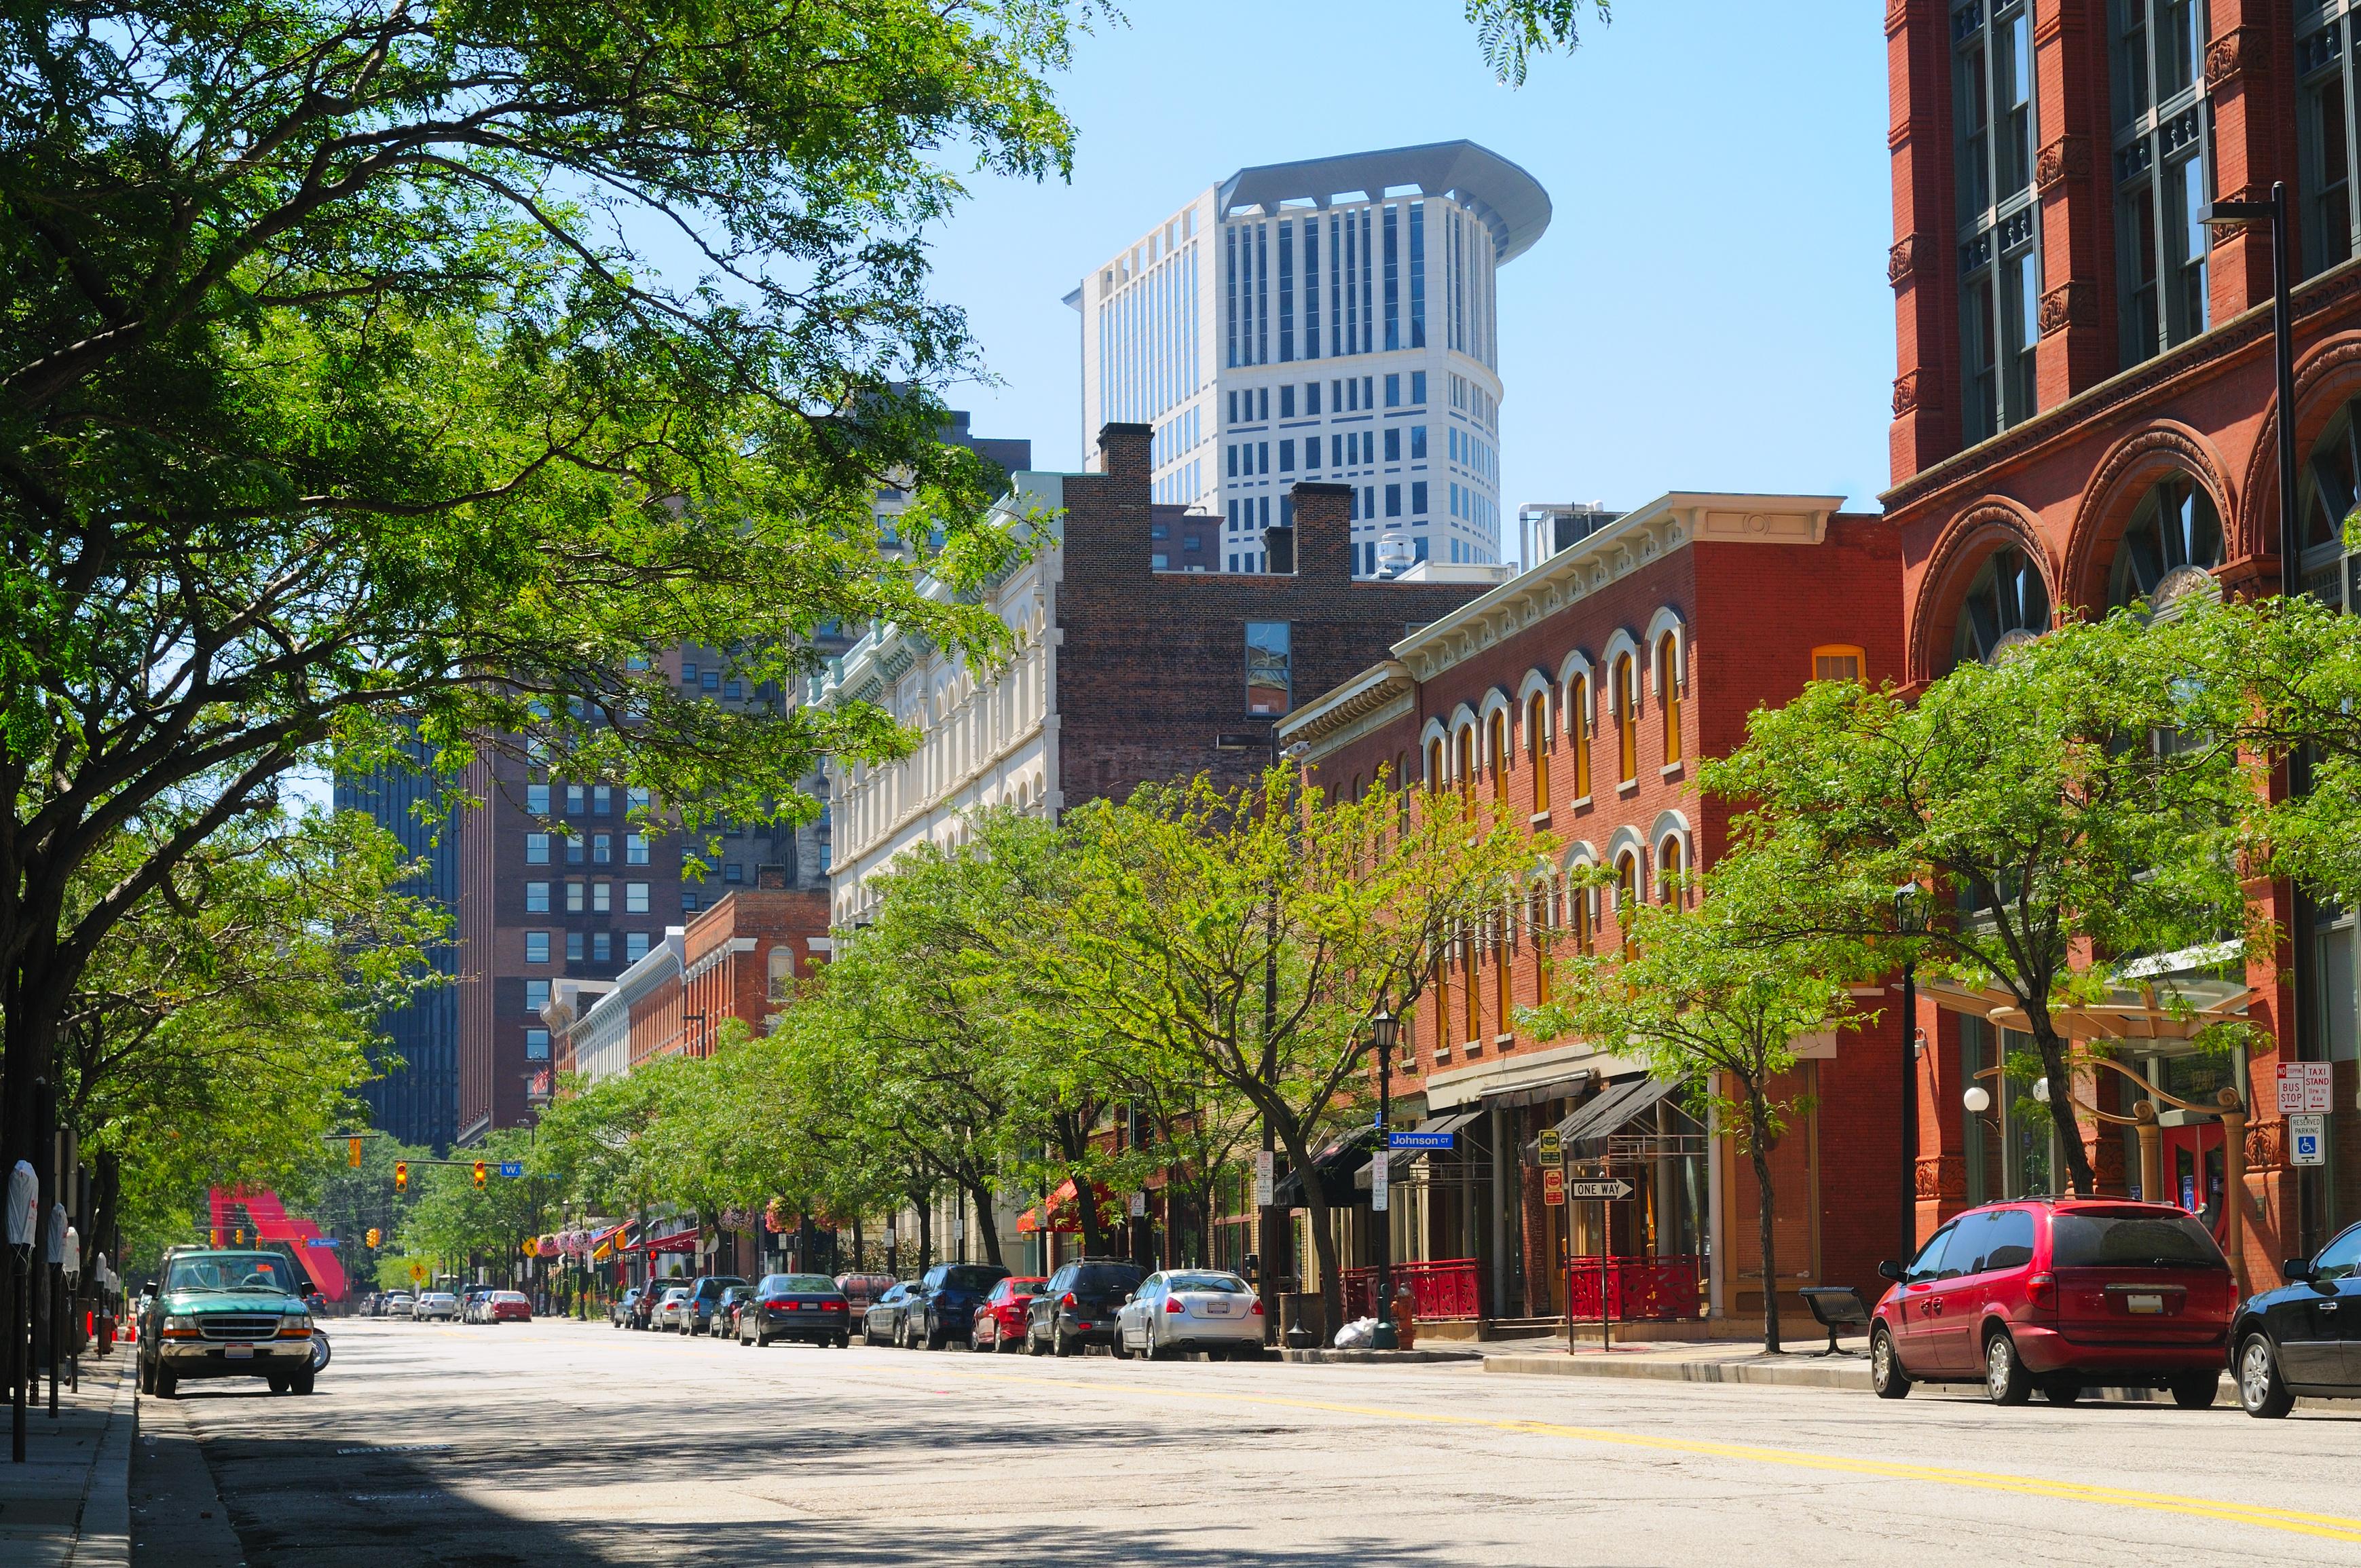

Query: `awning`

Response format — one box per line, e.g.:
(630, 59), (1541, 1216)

(625, 1226), (700, 1255)
(1550, 1076), (1683, 1150)
(1273, 1126), (1383, 1208)
(587, 1221), (627, 1262)
(1018, 1178), (1115, 1235)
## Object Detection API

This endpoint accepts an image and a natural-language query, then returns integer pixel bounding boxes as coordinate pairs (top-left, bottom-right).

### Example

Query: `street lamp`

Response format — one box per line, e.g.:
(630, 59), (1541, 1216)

(1368, 1011), (1401, 1351)
(1893, 881), (1926, 1273)
(2200, 184), (2301, 599)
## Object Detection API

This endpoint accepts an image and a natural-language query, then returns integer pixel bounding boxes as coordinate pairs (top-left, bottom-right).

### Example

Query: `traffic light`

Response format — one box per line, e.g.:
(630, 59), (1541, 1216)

(365, 1228), (382, 1248)
(233, 1227), (246, 1245)
(394, 1161), (408, 1193)
(348, 1136), (363, 1168)
(209, 1227), (221, 1247)
(472, 1161), (487, 1189)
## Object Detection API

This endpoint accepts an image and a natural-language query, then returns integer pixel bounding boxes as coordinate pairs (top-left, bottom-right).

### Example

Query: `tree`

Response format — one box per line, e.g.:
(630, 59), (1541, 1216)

(1, 0), (1084, 1192)
(1522, 857), (1869, 1354)
(1465, 0), (1616, 85)
(1052, 766), (1543, 1342)
(1704, 607), (2254, 1198)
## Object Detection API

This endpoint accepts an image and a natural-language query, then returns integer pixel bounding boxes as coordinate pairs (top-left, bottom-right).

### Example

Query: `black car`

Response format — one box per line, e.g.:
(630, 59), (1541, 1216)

(740, 1273), (853, 1348)
(2231, 1222), (2361, 1417)
(677, 1275), (749, 1335)
(1025, 1259), (1144, 1357)
(903, 1263), (1011, 1350)
(711, 1284), (759, 1338)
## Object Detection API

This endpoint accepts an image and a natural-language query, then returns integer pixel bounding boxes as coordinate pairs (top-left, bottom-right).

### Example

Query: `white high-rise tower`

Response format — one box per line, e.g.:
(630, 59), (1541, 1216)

(1069, 140), (1550, 575)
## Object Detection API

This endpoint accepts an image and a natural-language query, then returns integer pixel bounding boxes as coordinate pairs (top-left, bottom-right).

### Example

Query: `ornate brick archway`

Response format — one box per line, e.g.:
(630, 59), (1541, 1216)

(2060, 422), (2233, 613)
(1908, 498), (2057, 686)
(2239, 333), (2361, 567)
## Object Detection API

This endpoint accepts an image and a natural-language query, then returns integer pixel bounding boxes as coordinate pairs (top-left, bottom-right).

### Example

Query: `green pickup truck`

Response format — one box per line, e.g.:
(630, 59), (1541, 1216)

(138, 1248), (320, 1398)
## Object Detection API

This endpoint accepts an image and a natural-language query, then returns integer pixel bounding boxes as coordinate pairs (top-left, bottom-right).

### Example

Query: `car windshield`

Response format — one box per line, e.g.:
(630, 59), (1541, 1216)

(941, 1267), (1005, 1292)
(662, 1288), (688, 1301)
(2051, 1210), (2226, 1269)
(1165, 1273), (1250, 1294)
(494, 1292), (527, 1303)
(762, 1275), (838, 1293)
(165, 1254), (297, 1294)
(1075, 1265), (1142, 1290)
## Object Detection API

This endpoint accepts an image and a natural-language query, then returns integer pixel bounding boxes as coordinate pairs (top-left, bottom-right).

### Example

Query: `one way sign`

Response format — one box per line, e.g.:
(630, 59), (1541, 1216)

(1568, 1179), (1634, 1201)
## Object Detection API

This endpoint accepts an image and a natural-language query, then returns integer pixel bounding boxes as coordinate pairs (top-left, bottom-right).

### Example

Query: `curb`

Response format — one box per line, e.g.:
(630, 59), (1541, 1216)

(1485, 1351), (1871, 1391)
(69, 1358), (134, 1568)
(1280, 1347), (1484, 1365)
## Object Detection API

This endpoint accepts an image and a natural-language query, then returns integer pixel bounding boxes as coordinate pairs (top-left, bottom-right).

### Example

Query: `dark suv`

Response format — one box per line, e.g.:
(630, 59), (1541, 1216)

(1026, 1259), (1145, 1357)
(907, 1263), (1011, 1350)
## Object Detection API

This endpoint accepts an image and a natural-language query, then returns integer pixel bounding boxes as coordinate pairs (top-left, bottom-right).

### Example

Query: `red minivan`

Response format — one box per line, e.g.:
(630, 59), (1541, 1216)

(1870, 1198), (2235, 1406)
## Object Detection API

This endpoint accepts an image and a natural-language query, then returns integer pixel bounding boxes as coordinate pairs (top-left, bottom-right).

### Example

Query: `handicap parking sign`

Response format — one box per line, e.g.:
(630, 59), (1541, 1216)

(2292, 1113), (2326, 1168)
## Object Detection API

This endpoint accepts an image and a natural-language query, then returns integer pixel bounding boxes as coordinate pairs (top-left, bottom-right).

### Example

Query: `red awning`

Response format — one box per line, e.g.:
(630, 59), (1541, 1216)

(1017, 1178), (1114, 1235)
(626, 1227), (700, 1255)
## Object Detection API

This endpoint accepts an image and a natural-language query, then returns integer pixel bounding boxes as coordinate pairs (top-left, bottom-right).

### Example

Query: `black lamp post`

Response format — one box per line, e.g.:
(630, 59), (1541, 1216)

(1369, 1011), (1400, 1351)
(2200, 183), (2301, 598)
(1893, 882), (1925, 1271)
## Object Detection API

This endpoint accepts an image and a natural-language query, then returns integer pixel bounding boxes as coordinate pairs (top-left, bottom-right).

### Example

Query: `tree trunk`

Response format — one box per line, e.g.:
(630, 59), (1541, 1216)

(916, 1191), (933, 1270)
(963, 1178), (1004, 1268)
(1273, 1120), (1341, 1345)
(1749, 1097), (1783, 1356)
(2030, 1025), (2096, 1197)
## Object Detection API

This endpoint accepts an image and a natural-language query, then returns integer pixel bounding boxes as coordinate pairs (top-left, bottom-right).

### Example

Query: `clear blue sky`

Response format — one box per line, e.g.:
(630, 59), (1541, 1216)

(923, 1), (1897, 560)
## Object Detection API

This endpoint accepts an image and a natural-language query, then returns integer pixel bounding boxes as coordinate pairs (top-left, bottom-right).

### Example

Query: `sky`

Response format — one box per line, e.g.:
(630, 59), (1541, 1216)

(918, 0), (1899, 563)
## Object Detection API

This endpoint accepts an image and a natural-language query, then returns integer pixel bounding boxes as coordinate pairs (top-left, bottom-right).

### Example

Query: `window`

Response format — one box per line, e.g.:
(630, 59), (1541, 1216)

(1426, 737), (1446, 793)
(1455, 726), (1476, 796)
(524, 978), (549, 1012)
(565, 833), (584, 865)
(1568, 674), (1593, 799)
(1280, 384), (1296, 418)
(1569, 876), (1595, 954)
(1411, 481), (1428, 515)
(680, 660), (699, 686)
(565, 783), (585, 814)
(626, 882), (651, 914)
(724, 862), (745, 884)
(1152, 553), (1170, 570)
(1527, 692), (1550, 811)
(1903, 1222), (1958, 1285)
(626, 932), (652, 963)
(1612, 654), (1638, 784)
(1306, 381), (1321, 415)
(1385, 484), (1401, 517)
(524, 1028), (550, 1060)
(1656, 631), (1683, 766)
(2299, 9), (2356, 278)
(701, 669), (720, 692)
(768, 947), (796, 1000)
(525, 881), (550, 912)
(2301, 398), (2361, 603)
(593, 931), (611, 963)
(1950, 544), (2053, 667)
(526, 783), (550, 815)
(627, 787), (651, 814)
(1812, 645), (1866, 683)
(525, 833), (551, 865)
(627, 834), (650, 865)
(594, 785), (612, 815)
(1227, 444), (1238, 478)
(1279, 439), (1295, 472)
(592, 833), (611, 864)
(565, 930), (584, 962)
(1657, 835), (1684, 903)
(1411, 370), (1427, 405)
(1245, 622), (1290, 715)
(1410, 425), (1427, 460)
(1385, 373), (1401, 407)
(2108, 476), (2224, 610)
(2111, 0), (2210, 367)
(1615, 851), (1641, 925)
(593, 880), (611, 913)
(1303, 435), (1320, 472)
(524, 931), (550, 964)
(563, 880), (583, 912)
(1487, 710), (1509, 803)
(1954, 0), (2041, 440)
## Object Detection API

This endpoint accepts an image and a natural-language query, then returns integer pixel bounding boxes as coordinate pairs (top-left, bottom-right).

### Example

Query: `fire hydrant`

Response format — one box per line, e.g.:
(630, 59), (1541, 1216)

(1392, 1283), (1418, 1351)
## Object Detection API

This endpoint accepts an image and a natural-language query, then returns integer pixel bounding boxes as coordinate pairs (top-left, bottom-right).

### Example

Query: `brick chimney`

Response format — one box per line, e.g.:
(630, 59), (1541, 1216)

(1094, 422), (1152, 485)
(1288, 482), (1354, 585)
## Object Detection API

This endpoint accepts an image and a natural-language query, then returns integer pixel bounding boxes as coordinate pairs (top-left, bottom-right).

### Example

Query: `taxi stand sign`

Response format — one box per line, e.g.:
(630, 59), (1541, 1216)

(2279, 1061), (2333, 1115)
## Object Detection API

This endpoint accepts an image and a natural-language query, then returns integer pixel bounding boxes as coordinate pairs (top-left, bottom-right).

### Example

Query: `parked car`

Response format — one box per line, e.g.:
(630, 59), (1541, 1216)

(1870, 1198), (2235, 1406)
(652, 1286), (692, 1331)
(381, 1292), (415, 1319)
(413, 1291), (460, 1323)
(861, 1282), (918, 1347)
(631, 1284), (667, 1330)
(969, 1277), (1047, 1354)
(610, 1288), (644, 1328)
(136, 1248), (321, 1398)
(711, 1284), (759, 1339)
(459, 1286), (496, 1324)
(905, 1263), (1010, 1350)
(1026, 1260), (1145, 1357)
(740, 1273), (853, 1348)
(487, 1290), (533, 1324)
(2229, 1220), (2361, 1417)
(1113, 1269), (1266, 1361)
(677, 1275), (749, 1336)
(836, 1273), (896, 1318)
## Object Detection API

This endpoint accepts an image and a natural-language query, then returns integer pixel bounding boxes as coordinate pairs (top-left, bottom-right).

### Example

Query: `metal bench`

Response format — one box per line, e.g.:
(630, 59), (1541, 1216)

(1799, 1286), (1870, 1357)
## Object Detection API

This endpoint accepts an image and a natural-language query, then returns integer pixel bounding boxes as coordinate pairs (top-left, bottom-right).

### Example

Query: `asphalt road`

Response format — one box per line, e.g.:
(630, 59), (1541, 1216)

(128, 1315), (2361, 1567)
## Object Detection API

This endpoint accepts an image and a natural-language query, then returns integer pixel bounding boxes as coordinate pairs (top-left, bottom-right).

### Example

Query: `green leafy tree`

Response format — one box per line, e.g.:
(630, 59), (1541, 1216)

(1465, 0), (1614, 84)
(1705, 608), (2254, 1198)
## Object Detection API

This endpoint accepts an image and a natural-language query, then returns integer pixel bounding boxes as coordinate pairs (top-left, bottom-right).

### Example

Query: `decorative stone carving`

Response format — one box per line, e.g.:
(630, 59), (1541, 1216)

(1888, 233), (1921, 286)
(2038, 280), (2097, 335)
(2034, 136), (2089, 193)
(1892, 369), (1924, 417)
(2204, 27), (2256, 92)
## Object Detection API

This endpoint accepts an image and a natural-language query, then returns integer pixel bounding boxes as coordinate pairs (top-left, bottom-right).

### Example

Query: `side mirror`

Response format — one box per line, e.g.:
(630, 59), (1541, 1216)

(2284, 1258), (2317, 1284)
(1876, 1260), (1905, 1283)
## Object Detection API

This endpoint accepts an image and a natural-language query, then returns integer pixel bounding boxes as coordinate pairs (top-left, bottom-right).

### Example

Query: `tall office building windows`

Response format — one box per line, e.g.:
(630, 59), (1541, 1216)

(1409, 201), (1427, 348)
(1304, 434), (1320, 471)
(1307, 381), (1321, 415)
(1412, 481), (1428, 515)
(1255, 223), (1269, 365)
(1280, 439), (1295, 472)
(1385, 373), (1401, 407)
(2299, 7), (2359, 278)
(1384, 426), (1401, 462)
(1411, 370), (1426, 405)
(2111, 0), (2210, 367)
(1280, 384), (1295, 417)
(1226, 225), (1239, 368)
(1955, 0), (2043, 441)
(1411, 425), (1427, 459)
(1383, 204), (1401, 351)
(1279, 218), (1296, 362)
(1386, 484), (1402, 517)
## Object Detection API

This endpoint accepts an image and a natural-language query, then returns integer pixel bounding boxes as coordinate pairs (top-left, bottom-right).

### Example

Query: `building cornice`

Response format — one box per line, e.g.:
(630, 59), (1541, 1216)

(1276, 661), (1414, 753)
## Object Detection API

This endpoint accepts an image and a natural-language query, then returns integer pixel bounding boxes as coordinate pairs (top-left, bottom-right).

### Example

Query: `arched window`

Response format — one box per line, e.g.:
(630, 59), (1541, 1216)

(1426, 738), (1446, 794)
(1950, 544), (2051, 667)
(1568, 674), (1593, 800)
(1612, 655), (1637, 784)
(2303, 398), (2361, 600)
(1529, 876), (1554, 1005)
(1487, 709), (1509, 802)
(1462, 923), (1481, 1042)
(2108, 476), (2223, 610)
(1527, 691), (1550, 811)
(1614, 850), (1641, 950)
(1656, 632), (1683, 766)
(1657, 836), (1684, 903)
(1569, 880), (1594, 955)
(1455, 726), (1476, 797)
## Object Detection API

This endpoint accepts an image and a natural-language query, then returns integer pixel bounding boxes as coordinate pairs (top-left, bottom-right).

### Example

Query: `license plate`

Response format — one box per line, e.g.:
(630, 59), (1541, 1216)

(225, 1344), (255, 1359)
(1200, 1302), (1231, 1315)
(2125, 1294), (2164, 1314)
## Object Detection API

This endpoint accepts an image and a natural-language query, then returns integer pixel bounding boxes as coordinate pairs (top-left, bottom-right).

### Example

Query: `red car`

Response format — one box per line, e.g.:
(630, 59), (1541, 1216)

(1870, 1197), (2235, 1406)
(969, 1277), (1047, 1354)
(487, 1290), (534, 1323)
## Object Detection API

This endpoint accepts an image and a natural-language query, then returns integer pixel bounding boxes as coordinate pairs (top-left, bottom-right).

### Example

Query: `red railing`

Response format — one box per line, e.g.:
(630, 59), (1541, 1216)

(1563, 1254), (1704, 1321)
(1341, 1258), (1483, 1321)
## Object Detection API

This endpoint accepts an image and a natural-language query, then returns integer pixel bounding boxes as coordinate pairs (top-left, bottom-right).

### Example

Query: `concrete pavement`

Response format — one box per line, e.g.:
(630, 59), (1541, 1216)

(130, 1315), (2361, 1565)
(1, 1351), (134, 1568)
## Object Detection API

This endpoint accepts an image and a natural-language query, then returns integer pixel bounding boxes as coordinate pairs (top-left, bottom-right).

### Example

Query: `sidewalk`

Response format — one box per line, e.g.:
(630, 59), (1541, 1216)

(0, 1352), (135, 1568)
(1481, 1330), (1876, 1392)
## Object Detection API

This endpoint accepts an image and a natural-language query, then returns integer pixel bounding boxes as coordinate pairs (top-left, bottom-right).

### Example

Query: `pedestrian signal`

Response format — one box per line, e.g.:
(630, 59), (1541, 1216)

(394, 1161), (408, 1193)
(348, 1136), (363, 1168)
(472, 1161), (487, 1189)
(365, 1228), (381, 1248)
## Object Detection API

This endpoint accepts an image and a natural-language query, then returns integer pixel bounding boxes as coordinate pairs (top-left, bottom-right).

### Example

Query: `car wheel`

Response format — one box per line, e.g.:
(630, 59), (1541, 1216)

(1869, 1326), (1911, 1400)
(1983, 1331), (2031, 1406)
(153, 1368), (178, 1400)
(138, 1357), (155, 1395)
(2170, 1373), (2218, 1410)
(290, 1368), (316, 1396)
(1110, 1326), (1132, 1361)
(862, 1320), (880, 1347)
(924, 1313), (945, 1351)
(1052, 1323), (1074, 1358)
(1026, 1323), (1046, 1357)
(2041, 1380), (2081, 1406)
(2237, 1333), (2294, 1419)
(267, 1373), (290, 1394)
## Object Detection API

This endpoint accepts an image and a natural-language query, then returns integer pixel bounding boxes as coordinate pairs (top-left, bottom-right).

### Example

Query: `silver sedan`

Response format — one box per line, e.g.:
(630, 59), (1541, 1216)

(652, 1287), (692, 1331)
(1114, 1271), (1265, 1362)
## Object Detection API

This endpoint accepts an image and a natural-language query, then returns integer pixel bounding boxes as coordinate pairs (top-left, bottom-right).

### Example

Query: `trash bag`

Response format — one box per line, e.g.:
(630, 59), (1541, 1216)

(1333, 1315), (1379, 1350)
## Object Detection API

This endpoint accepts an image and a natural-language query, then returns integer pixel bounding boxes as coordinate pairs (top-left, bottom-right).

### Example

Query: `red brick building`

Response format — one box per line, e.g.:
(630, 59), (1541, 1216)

(1884, 0), (2361, 1273)
(1282, 493), (1905, 1330)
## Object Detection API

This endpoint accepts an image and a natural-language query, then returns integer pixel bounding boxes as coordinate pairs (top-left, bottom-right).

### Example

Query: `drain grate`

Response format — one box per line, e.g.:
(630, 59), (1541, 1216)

(335, 1444), (453, 1455)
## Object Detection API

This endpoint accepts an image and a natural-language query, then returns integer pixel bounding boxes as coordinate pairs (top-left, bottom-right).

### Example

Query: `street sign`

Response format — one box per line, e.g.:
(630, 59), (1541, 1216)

(409, 1263), (425, 1282)
(498, 1161), (524, 1179)
(2278, 1061), (2333, 1115)
(1129, 1191), (1147, 1218)
(1253, 1149), (1276, 1208)
(1568, 1179), (1635, 1201)
(1388, 1130), (1455, 1151)
(1371, 1149), (1390, 1212)
(1541, 1168), (1564, 1207)
(305, 1237), (337, 1248)
(2292, 1113), (2327, 1167)
(1538, 1128), (1563, 1165)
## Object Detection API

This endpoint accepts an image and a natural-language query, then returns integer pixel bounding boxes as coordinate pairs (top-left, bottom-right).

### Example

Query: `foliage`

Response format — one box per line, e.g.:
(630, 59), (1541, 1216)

(1466, 0), (1613, 86)
(1703, 605), (2256, 1197)
(393, 1129), (561, 1273)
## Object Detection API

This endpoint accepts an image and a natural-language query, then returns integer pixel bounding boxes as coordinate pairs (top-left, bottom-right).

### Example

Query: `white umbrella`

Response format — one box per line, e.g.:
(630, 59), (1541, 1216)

(4, 1161), (33, 1247)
